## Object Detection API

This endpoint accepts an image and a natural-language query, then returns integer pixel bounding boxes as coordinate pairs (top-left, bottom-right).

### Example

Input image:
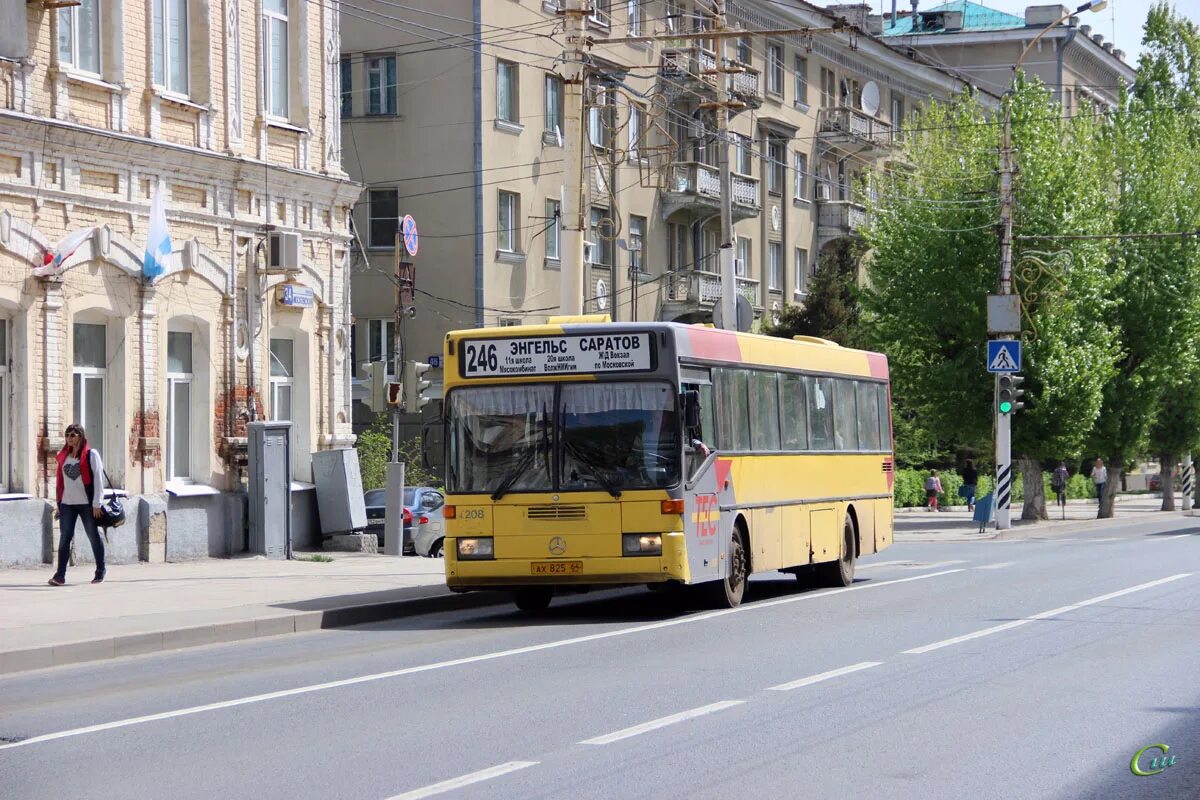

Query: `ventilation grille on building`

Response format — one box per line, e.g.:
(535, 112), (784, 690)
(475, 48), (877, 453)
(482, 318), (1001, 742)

(526, 505), (587, 520)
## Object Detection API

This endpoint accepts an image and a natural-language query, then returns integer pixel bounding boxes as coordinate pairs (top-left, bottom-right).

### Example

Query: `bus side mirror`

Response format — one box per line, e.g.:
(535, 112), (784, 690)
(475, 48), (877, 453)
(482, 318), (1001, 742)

(682, 390), (701, 430)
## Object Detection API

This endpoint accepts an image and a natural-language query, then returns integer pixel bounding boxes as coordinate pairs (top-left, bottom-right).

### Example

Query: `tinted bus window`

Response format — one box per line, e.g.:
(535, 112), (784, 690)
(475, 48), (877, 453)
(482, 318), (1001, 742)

(807, 376), (835, 450)
(834, 379), (859, 450)
(716, 369), (751, 451)
(750, 371), (781, 451)
(878, 384), (892, 450)
(780, 373), (808, 450)
(857, 381), (882, 451)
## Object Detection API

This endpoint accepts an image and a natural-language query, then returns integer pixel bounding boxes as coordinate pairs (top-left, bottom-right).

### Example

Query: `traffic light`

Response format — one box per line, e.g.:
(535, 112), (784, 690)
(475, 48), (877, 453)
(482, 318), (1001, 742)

(367, 361), (387, 413)
(997, 374), (1025, 414)
(404, 360), (433, 414)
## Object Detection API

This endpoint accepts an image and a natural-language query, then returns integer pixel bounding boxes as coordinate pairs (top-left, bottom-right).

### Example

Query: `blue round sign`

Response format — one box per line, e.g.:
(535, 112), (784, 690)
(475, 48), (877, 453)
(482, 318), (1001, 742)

(401, 214), (419, 257)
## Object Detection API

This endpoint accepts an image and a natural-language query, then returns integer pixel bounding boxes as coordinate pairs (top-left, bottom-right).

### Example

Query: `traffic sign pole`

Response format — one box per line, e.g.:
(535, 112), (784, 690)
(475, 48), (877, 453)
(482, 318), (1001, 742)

(995, 375), (1012, 531)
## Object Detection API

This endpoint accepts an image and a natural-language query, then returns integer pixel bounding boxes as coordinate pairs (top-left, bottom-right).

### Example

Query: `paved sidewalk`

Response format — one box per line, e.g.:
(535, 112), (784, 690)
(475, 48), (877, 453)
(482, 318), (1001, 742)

(894, 494), (1183, 542)
(0, 552), (490, 675)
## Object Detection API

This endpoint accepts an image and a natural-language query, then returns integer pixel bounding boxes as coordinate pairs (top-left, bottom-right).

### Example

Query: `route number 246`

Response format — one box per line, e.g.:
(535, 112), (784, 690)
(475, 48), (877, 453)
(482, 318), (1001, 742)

(464, 343), (498, 374)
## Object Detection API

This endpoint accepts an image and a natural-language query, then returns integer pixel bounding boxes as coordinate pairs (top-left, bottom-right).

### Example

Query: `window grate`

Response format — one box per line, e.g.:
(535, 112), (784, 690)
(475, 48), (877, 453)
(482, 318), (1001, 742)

(526, 505), (587, 520)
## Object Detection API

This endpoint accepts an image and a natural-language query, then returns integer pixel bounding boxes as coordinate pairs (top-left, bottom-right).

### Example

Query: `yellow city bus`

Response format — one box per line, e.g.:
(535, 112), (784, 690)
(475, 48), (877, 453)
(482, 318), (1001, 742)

(438, 319), (894, 611)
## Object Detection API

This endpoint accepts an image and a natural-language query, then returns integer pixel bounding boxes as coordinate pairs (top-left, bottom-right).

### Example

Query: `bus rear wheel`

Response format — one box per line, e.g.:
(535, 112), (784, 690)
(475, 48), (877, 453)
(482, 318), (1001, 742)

(814, 516), (856, 588)
(706, 526), (747, 608)
(514, 587), (553, 613)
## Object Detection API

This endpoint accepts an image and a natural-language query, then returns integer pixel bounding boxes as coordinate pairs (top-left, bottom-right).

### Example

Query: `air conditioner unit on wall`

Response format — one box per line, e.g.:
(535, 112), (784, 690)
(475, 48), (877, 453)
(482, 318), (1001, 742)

(267, 231), (302, 272)
(816, 182), (832, 201)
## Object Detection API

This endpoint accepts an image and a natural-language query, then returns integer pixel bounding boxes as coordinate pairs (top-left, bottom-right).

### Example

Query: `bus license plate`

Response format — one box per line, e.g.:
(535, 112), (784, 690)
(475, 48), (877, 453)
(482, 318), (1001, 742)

(531, 561), (583, 575)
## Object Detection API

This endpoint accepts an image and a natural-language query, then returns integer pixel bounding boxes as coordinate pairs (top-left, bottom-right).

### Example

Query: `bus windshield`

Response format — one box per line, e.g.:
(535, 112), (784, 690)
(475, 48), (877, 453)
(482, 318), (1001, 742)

(447, 382), (681, 495)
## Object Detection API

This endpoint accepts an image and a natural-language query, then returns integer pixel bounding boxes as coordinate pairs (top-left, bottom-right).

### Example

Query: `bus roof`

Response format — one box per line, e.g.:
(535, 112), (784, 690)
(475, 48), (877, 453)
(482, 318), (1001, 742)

(444, 322), (888, 380)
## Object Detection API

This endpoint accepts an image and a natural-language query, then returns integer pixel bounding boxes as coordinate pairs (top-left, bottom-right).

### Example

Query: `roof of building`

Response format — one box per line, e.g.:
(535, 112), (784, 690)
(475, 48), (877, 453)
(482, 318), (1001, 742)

(882, 1), (1028, 36)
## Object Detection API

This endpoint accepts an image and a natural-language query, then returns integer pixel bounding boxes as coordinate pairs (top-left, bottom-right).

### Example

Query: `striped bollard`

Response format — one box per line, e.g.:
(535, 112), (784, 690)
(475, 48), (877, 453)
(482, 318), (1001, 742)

(995, 462), (1013, 527)
(1183, 456), (1194, 514)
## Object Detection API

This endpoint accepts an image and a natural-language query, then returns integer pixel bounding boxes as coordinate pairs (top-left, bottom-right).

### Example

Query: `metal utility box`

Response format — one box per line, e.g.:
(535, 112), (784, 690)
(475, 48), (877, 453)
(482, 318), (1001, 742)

(248, 421), (292, 559)
(311, 448), (368, 534)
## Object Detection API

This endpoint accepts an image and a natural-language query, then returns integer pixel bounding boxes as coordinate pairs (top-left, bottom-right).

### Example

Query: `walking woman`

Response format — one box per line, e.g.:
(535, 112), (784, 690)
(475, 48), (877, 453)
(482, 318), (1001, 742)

(48, 423), (107, 586)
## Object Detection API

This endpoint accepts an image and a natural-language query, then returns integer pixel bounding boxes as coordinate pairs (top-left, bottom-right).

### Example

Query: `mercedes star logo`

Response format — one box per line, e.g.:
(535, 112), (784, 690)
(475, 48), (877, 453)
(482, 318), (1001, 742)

(548, 536), (567, 556)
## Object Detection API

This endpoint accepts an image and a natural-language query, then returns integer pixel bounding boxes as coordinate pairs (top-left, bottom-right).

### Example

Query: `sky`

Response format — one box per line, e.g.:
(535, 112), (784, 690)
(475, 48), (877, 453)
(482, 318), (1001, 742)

(841, 0), (1200, 66)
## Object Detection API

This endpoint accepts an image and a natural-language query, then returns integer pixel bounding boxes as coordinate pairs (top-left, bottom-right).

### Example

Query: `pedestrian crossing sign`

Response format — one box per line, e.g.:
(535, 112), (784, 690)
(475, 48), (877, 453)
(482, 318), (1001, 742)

(987, 340), (1021, 373)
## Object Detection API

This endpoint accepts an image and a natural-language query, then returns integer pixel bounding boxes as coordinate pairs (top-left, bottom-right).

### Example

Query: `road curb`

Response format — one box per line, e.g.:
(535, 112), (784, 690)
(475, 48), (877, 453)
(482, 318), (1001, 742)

(0, 587), (510, 677)
(895, 509), (1186, 543)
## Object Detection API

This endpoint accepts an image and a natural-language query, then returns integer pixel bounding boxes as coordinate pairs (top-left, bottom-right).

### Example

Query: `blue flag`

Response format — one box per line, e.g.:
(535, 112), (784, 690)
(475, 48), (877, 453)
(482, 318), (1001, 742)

(143, 187), (172, 280)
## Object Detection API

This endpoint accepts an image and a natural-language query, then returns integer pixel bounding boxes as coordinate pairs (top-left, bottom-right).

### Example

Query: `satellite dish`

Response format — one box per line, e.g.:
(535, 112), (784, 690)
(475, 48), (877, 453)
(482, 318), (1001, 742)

(862, 81), (881, 116)
(596, 278), (609, 310)
(712, 295), (754, 332)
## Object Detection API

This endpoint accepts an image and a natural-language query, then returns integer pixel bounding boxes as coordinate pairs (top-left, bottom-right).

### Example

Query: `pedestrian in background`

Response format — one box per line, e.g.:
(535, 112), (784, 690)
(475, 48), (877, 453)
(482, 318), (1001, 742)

(1052, 462), (1070, 509)
(925, 469), (942, 512)
(48, 423), (106, 586)
(960, 461), (979, 512)
(1090, 458), (1107, 504)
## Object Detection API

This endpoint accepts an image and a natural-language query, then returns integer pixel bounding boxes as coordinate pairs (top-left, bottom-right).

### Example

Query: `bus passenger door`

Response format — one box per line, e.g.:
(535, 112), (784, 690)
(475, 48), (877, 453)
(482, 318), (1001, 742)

(683, 381), (720, 582)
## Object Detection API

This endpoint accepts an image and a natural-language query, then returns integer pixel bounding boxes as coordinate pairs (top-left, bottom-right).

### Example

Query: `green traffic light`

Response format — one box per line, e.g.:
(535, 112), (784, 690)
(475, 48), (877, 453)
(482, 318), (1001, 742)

(999, 400), (1013, 413)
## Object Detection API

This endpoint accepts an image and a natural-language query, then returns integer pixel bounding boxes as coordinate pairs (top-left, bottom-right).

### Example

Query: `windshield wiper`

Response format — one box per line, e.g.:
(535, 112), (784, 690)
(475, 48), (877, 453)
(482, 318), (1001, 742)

(562, 438), (622, 498)
(491, 409), (550, 501)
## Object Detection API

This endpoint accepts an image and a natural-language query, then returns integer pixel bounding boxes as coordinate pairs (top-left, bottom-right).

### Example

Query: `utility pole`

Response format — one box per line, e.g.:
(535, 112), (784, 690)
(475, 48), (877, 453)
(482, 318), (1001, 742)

(392, 232), (405, 462)
(994, 96), (1015, 531)
(559, 0), (589, 316)
(713, 0), (737, 332)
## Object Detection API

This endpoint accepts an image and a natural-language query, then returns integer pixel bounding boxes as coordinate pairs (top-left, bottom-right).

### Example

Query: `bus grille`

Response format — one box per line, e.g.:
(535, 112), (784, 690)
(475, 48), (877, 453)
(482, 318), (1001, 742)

(526, 504), (587, 521)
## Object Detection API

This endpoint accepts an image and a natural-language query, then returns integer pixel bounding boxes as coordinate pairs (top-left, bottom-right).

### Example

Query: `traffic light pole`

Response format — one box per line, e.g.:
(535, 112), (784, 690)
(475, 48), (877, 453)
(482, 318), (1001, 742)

(995, 374), (1012, 530)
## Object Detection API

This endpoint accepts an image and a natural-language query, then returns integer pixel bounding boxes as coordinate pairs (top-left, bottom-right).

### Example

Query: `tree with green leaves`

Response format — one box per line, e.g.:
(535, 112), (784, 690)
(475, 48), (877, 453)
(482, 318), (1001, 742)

(760, 237), (864, 347)
(862, 82), (1118, 520)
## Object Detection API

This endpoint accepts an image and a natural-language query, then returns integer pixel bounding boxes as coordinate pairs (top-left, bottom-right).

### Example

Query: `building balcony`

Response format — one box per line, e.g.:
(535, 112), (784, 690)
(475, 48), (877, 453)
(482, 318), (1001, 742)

(727, 62), (762, 110)
(816, 198), (869, 246)
(817, 106), (896, 154)
(659, 269), (763, 322)
(661, 162), (760, 222)
(660, 46), (719, 98)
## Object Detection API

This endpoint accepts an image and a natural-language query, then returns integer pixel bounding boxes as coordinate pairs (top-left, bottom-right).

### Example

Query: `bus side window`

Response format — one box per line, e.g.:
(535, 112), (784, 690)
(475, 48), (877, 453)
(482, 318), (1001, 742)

(683, 382), (715, 476)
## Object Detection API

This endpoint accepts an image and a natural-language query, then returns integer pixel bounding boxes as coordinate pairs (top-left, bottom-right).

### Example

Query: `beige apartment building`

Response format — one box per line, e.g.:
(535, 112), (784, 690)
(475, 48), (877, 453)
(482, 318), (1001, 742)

(0, 1), (359, 567)
(881, 2), (1135, 111)
(341, 0), (985, 418)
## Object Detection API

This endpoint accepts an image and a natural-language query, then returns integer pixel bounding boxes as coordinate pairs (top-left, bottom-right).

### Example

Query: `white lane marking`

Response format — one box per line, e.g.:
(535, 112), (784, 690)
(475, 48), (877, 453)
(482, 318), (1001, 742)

(767, 661), (883, 692)
(975, 561), (1017, 570)
(903, 574), (1192, 655)
(1151, 533), (1193, 541)
(856, 560), (913, 570)
(1084, 537), (1123, 543)
(384, 761), (538, 800)
(907, 560), (968, 570)
(0, 569), (963, 751)
(579, 701), (744, 745)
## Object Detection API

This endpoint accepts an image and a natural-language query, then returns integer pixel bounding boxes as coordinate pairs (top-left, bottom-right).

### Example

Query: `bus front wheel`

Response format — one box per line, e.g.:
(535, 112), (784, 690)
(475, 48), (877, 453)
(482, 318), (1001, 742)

(706, 527), (747, 608)
(814, 516), (856, 588)
(514, 587), (553, 613)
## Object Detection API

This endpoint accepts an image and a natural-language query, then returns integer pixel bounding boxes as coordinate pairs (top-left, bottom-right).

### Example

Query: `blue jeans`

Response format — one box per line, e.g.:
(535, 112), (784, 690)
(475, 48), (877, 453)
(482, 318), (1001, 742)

(54, 503), (105, 581)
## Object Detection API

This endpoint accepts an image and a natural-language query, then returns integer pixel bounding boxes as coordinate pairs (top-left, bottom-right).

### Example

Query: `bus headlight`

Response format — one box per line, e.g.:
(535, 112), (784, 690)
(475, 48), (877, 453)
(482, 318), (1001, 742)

(457, 537), (494, 559)
(622, 533), (663, 556)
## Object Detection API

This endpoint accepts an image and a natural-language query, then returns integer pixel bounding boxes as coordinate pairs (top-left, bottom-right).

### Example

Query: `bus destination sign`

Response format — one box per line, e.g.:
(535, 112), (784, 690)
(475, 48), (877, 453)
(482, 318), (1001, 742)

(460, 333), (653, 378)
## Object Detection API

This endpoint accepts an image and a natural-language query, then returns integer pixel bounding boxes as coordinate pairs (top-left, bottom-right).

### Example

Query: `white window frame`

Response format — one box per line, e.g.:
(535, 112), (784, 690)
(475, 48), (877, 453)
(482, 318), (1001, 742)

(628, 102), (644, 161)
(767, 137), (785, 195)
(735, 237), (750, 277)
(794, 55), (808, 107)
(589, 207), (613, 267)
(152, 0), (189, 95)
(72, 322), (107, 458)
(544, 74), (563, 135)
(367, 319), (396, 377)
(366, 55), (397, 116)
(262, 0), (290, 119)
(269, 337), (294, 423)
(793, 152), (808, 201)
(589, 0), (611, 26)
(498, 190), (520, 253)
(545, 198), (561, 262)
(58, 0), (101, 75)
(166, 331), (193, 481)
(497, 60), (519, 124)
(629, 215), (646, 274)
(794, 248), (808, 298)
(735, 134), (752, 175)
(667, 222), (687, 271)
(766, 44), (784, 97)
(627, 0), (643, 36)
(768, 241), (782, 291)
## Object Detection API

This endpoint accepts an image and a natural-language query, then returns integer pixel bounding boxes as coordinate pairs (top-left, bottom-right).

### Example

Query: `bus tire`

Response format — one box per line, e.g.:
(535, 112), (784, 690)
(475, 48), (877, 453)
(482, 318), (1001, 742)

(815, 515), (856, 588)
(706, 525), (747, 608)
(514, 587), (553, 612)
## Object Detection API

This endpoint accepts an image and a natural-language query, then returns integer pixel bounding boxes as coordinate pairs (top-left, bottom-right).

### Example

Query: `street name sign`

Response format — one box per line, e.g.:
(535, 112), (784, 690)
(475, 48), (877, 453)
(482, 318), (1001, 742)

(987, 340), (1021, 373)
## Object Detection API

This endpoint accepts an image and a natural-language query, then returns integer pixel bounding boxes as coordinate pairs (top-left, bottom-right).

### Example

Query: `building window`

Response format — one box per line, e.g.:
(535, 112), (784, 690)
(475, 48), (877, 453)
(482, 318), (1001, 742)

(768, 242), (782, 290)
(735, 134), (752, 175)
(369, 189), (399, 248)
(497, 60), (519, 123)
(628, 102), (644, 160)
(368, 319), (397, 377)
(340, 57), (352, 117)
(629, 215), (646, 274)
(262, 0), (289, 118)
(589, 207), (612, 266)
(736, 36), (751, 64)
(498, 190), (520, 253)
(269, 337), (294, 422)
(0, 321), (7, 489)
(766, 137), (785, 195)
(668, 222), (687, 271)
(820, 67), (836, 108)
(590, 0), (611, 26)
(794, 248), (808, 296)
(891, 94), (904, 125)
(587, 80), (615, 150)
(794, 56), (808, 106)
(152, 0), (189, 94)
(498, 317), (522, 327)
(627, 0), (643, 36)
(766, 44), (784, 97)
(166, 331), (192, 480)
(366, 55), (397, 115)
(545, 74), (563, 135)
(545, 198), (560, 261)
(72, 322), (107, 456)
(58, 0), (101, 74)
(735, 237), (750, 277)
(793, 152), (808, 201)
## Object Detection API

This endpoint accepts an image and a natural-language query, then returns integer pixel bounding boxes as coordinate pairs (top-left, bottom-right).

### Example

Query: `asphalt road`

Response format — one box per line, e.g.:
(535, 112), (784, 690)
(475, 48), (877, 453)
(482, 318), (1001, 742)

(1, 515), (1197, 800)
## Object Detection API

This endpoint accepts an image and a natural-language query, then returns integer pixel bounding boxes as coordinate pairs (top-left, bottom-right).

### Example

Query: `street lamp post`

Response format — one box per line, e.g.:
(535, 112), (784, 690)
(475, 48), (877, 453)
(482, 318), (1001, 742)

(994, 0), (1107, 530)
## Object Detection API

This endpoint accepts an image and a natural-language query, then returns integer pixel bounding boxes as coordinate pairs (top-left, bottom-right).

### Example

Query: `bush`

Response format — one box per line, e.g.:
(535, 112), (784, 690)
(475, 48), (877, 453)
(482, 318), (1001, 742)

(893, 469), (926, 507)
(355, 415), (441, 491)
